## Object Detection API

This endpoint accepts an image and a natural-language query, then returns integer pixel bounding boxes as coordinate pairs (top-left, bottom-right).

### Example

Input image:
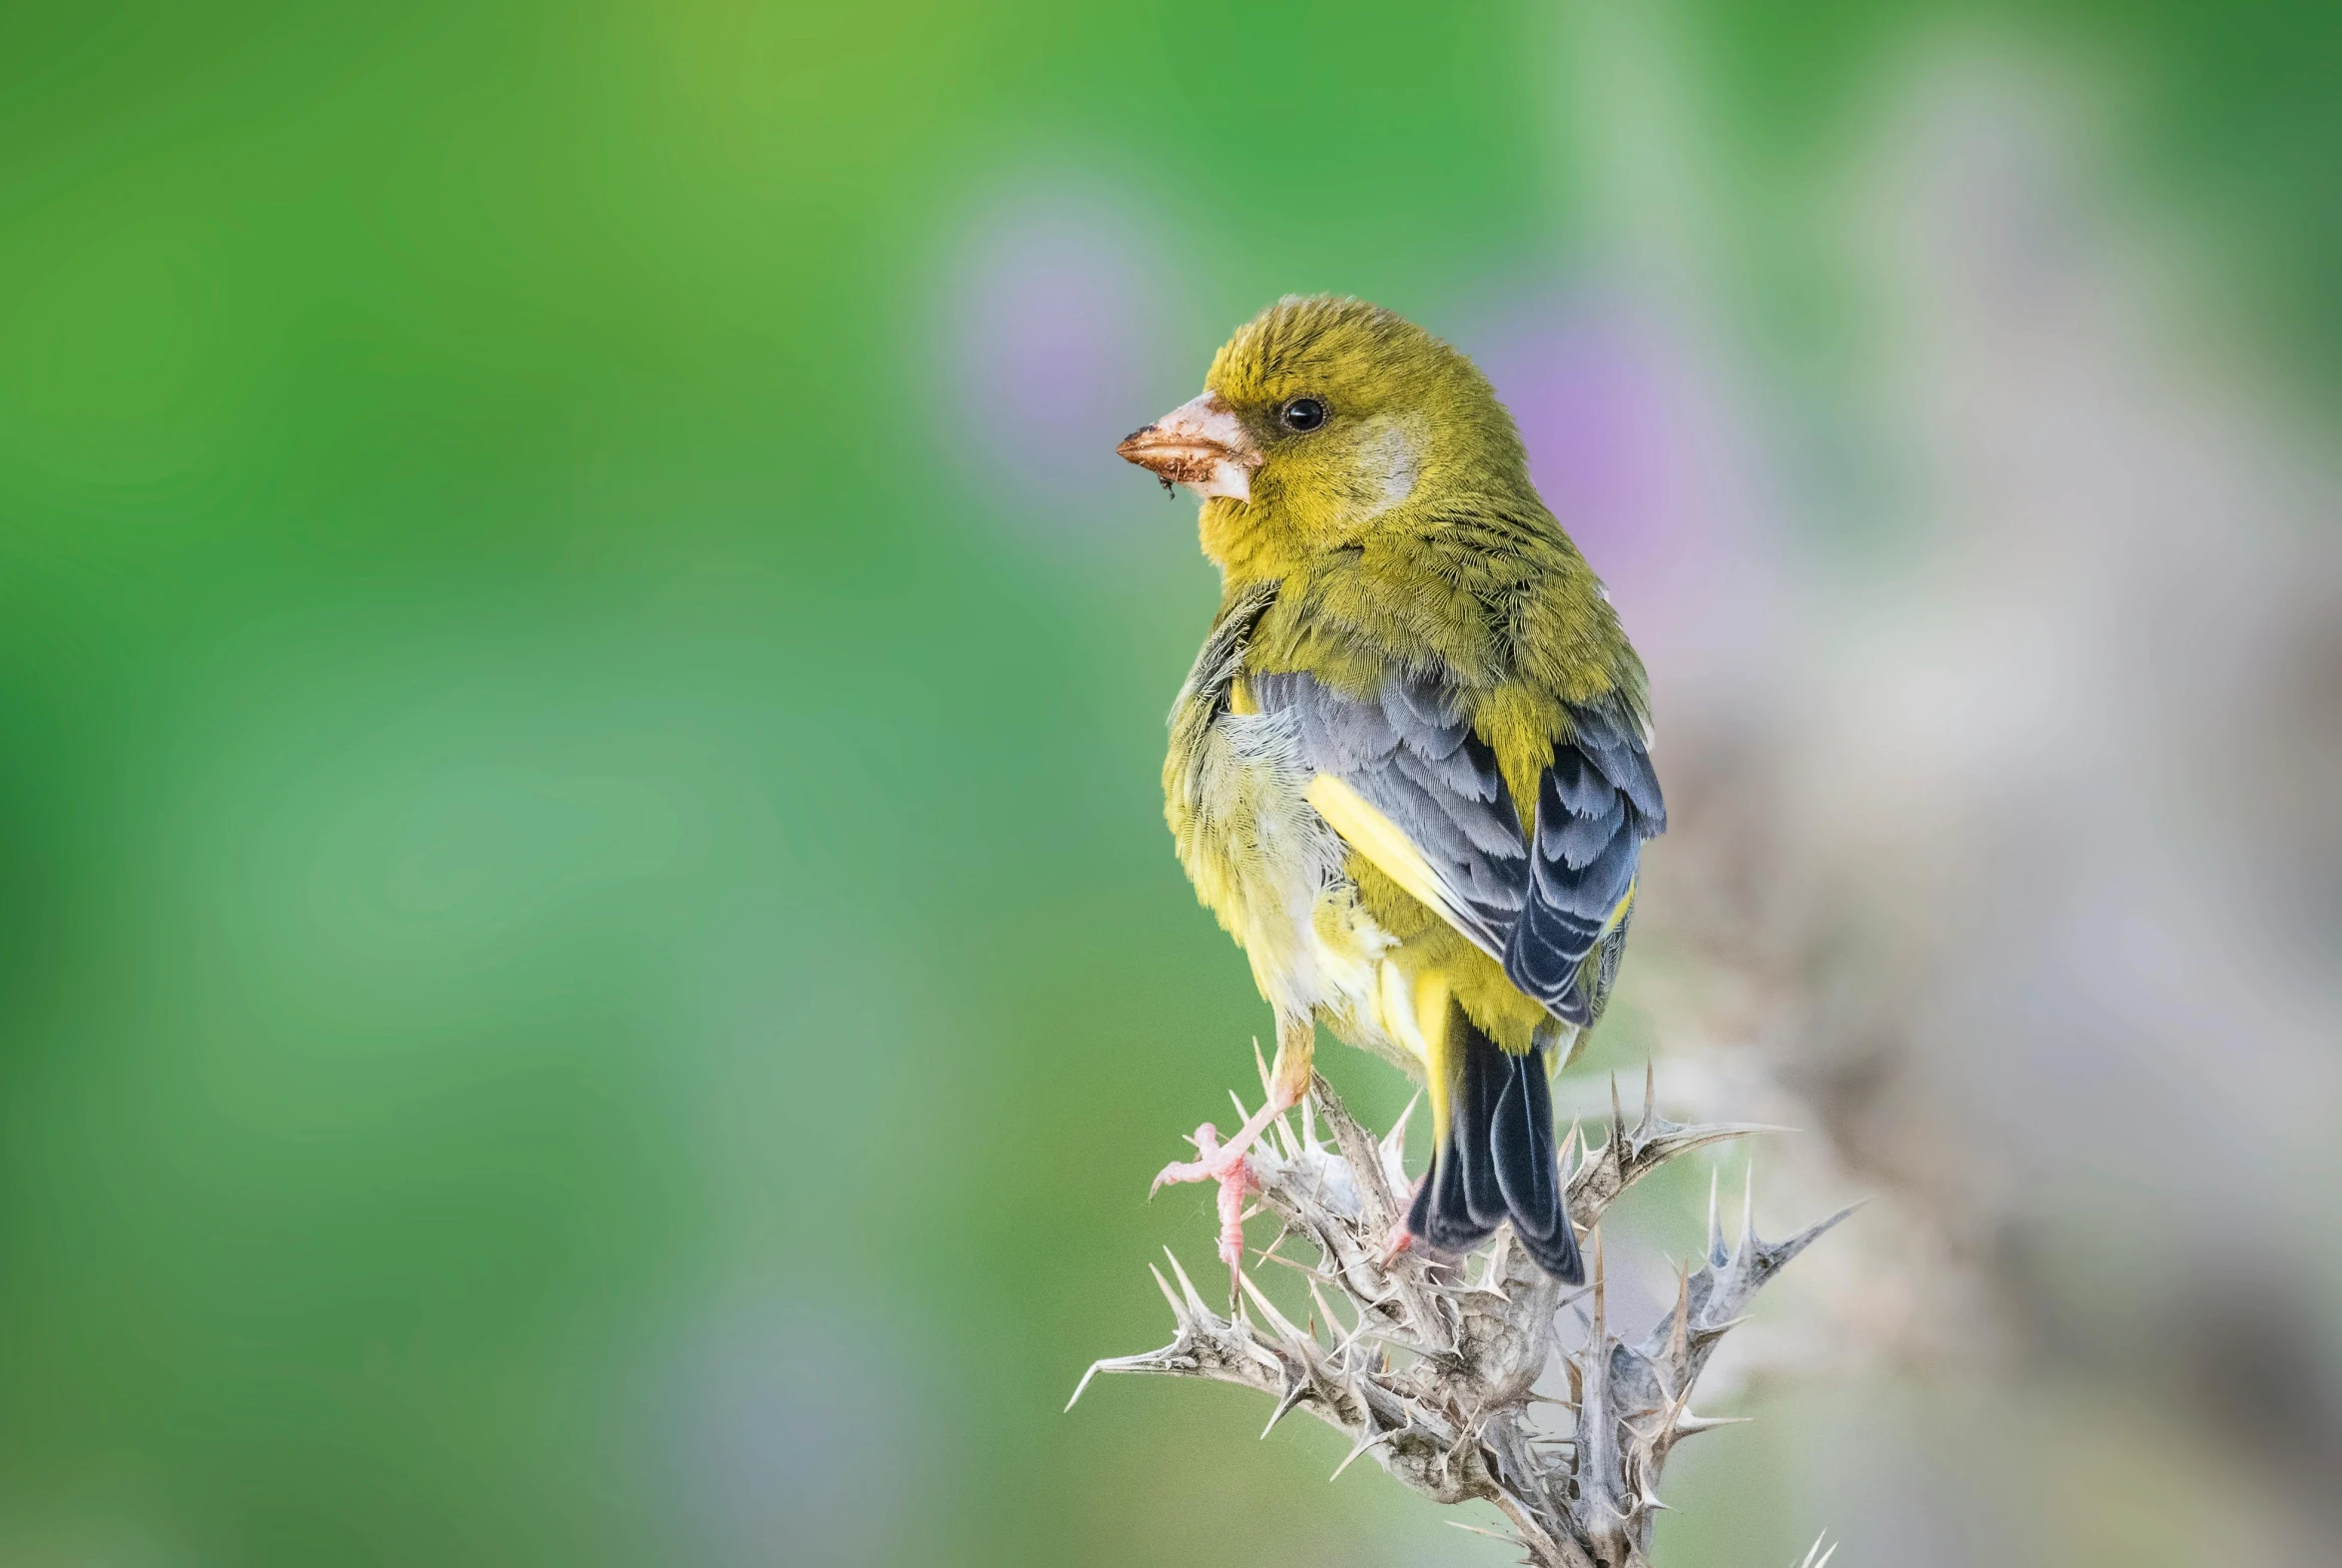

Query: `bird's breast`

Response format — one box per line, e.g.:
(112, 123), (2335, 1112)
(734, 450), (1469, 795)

(1173, 700), (1456, 1076)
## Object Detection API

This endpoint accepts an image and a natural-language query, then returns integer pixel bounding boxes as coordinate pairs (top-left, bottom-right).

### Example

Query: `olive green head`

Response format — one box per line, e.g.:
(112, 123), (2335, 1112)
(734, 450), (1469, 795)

(1118, 296), (1538, 576)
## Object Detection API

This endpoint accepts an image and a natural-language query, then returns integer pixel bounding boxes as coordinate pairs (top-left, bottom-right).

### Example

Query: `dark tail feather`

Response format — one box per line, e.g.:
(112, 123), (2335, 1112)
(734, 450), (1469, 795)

(1457, 1022), (1509, 1229)
(1491, 1039), (1582, 1281)
(1406, 1009), (1583, 1283)
(1407, 1017), (1506, 1252)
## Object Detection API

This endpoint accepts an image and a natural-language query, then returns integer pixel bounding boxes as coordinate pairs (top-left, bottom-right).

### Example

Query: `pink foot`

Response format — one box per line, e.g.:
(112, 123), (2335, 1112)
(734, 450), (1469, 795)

(1153, 1123), (1259, 1271)
(1379, 1219), (1415, 1267)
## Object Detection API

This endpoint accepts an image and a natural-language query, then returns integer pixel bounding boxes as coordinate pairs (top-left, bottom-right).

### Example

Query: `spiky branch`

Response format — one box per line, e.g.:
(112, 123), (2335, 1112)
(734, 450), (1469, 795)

(1070, 1071), (1853, 1568)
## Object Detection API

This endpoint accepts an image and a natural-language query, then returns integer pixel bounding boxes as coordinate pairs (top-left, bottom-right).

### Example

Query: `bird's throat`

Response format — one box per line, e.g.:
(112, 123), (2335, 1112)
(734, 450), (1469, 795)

(1198, 494), (1310, 584)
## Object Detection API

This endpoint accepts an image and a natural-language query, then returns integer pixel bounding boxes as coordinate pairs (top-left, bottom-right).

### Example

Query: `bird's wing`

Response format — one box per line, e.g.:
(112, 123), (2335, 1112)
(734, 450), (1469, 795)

(1503, 696), (1665, 1025)
(1250, 670), (1663, 1026)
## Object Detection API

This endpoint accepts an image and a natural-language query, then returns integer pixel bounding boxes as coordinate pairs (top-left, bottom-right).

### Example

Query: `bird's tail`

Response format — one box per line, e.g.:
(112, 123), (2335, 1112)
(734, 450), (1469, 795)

(1405, 1003), (1583, 1282)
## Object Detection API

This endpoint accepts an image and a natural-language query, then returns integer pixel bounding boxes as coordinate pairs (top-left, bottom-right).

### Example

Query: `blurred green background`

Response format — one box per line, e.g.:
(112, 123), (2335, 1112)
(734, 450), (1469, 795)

(3, 3), (2338, 1565)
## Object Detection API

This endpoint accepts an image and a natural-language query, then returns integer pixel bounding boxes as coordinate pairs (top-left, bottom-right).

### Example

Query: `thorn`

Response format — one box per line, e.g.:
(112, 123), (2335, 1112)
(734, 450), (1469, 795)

(1740, 1158), (1757, 1253)
(1443, 1521), (1522, 1544)
(1642, 1058), (1657, 1128)
(1253, 1038), (1272, 1099)
(1673, 1411), (1754, 1435)
(1327, 1304), (1414, 1364)
(1251, 1249), (1342, 1285)
(1237, 1268), (1310, 1345)
(1164, 1247), (1211, 1317)
(1707, 1167), (1725, 1263)
(1477, 1228), (1515, 1299)
(1149, 1263), (1184, 1320)
(1065, 1360), (1106, 1412)
(1438, 1404), (1488, 1480)
(1329, 1422), (1394, 1480)
(1300, 1094), (1318, 1153)
(1325, 1319), (1424, 1362)
(1229, 1088), (1252, 1125)
(1260, 1372), (1311, 1438)
(1382, 1092), (1420, 1160)
(1767, 1200), (1867, 1267)
(1609, 1073), (1624, 1141)
(1665, 1260), (1692, 1372)
(1306, 1279), (1353, 1357)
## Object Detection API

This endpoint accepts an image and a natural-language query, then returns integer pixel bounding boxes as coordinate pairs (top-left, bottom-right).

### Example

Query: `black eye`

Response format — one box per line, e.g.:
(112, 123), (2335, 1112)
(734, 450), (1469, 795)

(1279, 396), (1326, 432)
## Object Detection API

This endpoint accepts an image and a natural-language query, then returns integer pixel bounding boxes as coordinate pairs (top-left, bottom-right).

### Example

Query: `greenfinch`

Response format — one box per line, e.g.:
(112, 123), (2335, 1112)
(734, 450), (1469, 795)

(1122, 297), (1665, 1283)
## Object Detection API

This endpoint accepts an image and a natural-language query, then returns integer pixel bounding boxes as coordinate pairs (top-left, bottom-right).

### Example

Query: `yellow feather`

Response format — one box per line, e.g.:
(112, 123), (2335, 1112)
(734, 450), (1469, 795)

(1303, 773), (1455, 928)
(1412, 970), (1455, 1151)
(1605, 880), (1636, 936)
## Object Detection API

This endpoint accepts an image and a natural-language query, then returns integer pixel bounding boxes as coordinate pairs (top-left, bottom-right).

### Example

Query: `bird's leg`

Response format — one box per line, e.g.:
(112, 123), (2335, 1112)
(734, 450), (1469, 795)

(1152, 1023), (1314, 1272)
(1152, 1121), (1259, 1277)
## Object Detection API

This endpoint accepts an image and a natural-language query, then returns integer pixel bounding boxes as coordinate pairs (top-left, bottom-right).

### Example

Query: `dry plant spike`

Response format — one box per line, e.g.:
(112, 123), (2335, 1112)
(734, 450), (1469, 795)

(1071, 1073), (1854, 1568)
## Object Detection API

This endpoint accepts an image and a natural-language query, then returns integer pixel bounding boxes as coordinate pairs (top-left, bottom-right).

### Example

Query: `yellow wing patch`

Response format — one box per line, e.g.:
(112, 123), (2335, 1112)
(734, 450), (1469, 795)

(1605, 879), (1636, 937)
(1303, 773), (1456, 929)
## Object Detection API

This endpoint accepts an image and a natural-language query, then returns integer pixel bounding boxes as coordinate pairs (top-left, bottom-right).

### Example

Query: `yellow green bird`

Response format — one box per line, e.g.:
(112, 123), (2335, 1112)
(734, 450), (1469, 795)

(1120, 296), (1665, 1283)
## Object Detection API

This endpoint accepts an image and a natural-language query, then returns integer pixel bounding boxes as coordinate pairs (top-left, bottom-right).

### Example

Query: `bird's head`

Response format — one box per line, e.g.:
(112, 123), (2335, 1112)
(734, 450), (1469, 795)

(1117, 296), (1530, 574)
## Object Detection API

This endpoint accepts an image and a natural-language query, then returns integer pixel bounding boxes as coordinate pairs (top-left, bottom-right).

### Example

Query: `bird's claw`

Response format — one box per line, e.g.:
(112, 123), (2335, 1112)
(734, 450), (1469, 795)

(1151, 1122), (1240, 1195)
(1152, 1122), (1258, 1271)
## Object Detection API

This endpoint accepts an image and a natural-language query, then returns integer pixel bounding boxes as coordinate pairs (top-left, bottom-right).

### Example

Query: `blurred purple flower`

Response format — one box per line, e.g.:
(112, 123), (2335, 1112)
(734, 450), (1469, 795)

(932, 176), (1195, 541)
(1461, 291), (1785, 702)
(1476, 307), (1686, 577)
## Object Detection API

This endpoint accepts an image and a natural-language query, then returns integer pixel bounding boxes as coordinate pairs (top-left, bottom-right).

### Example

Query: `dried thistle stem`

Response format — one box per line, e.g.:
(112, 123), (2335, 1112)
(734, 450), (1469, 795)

(1071, 1069), (1853, 1568)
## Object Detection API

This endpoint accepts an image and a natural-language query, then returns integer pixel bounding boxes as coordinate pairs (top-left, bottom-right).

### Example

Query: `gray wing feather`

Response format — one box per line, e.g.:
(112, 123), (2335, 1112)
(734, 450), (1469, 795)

(1508, 701), (1665, 1024)
(1253, 671), (1665, 1029)
(1252, 670), (1527, 955)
